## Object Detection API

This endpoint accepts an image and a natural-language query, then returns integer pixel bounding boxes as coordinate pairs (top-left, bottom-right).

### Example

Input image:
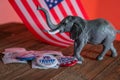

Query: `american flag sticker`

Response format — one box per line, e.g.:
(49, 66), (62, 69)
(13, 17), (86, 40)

(9, 0), (88, 47)
(45, 0), (63, 9)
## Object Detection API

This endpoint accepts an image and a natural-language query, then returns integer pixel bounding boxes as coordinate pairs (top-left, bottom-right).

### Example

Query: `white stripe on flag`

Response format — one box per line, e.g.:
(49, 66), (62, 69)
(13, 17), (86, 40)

(61, 1), (73, 16)
(27, 0), (72, 44)
(15, 0), (69, 47)
(70, 0), (84, 19)
(38, 0), (73, 43)
(54, 6), (64, 21)
(39, 0), (57, 24)
(40, 0), (73, 41)
(53, 4), (72, 40)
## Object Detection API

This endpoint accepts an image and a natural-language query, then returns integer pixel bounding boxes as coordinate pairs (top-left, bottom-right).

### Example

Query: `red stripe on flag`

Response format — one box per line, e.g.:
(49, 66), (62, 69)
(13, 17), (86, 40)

(66, 0), (78, 16)
(50, 9), (60, 23)
(76, 0), (89, 19)
(57, 1), (74, 38)
(58, 3), (68, 18)
(33, 0), (73, 43)
(32, 0), (48, 28)
(44, 1), (73, 42)
(21, 0), (71, 45)
(9, 0), (88, 47)
(8, 0), (47, 44)
(9, 0), (69, 47)
(42, 2), (73, 42)
(33, 0), (48, 25)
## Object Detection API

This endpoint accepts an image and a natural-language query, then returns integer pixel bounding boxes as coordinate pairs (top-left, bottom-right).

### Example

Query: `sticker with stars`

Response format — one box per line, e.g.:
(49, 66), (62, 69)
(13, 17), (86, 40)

(44, 0), (63, 9)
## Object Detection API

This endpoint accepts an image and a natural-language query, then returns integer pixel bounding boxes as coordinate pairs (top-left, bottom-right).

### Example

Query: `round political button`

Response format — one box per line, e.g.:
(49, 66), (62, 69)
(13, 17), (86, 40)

(36, 54), (59, 68)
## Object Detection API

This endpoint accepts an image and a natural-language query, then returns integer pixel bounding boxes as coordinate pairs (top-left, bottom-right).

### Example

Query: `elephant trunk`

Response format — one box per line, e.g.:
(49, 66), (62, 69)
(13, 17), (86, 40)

(37, 7), (57, 30)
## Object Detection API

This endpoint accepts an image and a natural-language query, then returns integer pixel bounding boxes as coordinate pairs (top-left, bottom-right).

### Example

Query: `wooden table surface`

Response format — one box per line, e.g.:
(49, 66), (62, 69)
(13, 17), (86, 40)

(0, 23), (120, 80)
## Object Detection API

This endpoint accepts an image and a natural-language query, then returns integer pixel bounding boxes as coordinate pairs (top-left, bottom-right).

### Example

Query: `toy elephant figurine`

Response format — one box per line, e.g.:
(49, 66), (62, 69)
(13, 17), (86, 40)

(37, 7), (119, 63)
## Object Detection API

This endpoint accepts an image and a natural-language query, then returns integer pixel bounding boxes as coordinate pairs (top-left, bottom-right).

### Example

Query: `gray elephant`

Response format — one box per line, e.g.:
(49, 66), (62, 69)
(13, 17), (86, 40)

(37, 7), (119, 63)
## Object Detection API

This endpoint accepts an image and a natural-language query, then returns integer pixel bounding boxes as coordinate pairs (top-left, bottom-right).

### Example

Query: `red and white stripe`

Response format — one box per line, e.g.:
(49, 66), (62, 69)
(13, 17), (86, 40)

(9, 0), (88, 47)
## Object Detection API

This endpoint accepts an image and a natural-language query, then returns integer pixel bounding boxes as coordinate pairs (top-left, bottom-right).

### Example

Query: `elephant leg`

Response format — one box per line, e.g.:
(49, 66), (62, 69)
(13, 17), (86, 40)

(97, 44), (111, 61)
(110, 43), (118, 57)
(73, 40), (86, 64)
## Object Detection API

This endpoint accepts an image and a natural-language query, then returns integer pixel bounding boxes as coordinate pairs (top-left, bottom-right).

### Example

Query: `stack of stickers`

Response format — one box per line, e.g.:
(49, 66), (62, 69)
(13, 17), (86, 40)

(2, 48), (78, 69)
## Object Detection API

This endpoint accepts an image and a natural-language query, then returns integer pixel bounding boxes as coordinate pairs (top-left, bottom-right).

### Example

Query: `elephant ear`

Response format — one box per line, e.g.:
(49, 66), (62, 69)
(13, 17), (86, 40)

(70, 17), (86, 40)
(70, 23), (82, 40)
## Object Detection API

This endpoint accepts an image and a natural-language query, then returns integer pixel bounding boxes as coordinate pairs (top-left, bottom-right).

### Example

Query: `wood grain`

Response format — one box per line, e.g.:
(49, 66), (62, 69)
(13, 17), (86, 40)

(0, 23), (120, 80)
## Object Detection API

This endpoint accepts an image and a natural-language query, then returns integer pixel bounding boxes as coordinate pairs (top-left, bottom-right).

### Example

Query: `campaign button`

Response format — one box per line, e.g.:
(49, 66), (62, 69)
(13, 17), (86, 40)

(36, 54), (58, 68)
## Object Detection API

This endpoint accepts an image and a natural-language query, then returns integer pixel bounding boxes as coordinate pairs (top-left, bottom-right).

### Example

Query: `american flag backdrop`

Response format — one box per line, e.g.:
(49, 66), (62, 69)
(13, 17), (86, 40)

(9, 0), (88, 47)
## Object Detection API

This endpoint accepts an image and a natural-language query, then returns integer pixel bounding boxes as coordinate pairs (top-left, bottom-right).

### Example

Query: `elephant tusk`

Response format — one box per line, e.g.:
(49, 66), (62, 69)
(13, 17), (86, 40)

(47, 29), (60, 34)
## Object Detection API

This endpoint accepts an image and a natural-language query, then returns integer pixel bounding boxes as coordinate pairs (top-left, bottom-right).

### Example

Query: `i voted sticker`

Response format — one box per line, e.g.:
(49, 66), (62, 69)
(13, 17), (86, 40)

(36, 54), (59, 68)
